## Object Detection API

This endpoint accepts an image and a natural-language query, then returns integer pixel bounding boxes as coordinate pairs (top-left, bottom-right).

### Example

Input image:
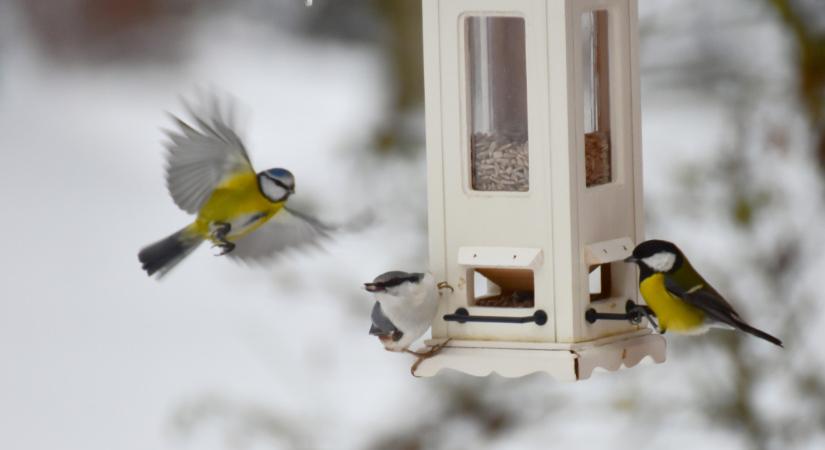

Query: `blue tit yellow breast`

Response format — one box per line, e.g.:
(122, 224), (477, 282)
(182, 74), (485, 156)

(639, 273), (706, 332)
(193, 171), (284, 238)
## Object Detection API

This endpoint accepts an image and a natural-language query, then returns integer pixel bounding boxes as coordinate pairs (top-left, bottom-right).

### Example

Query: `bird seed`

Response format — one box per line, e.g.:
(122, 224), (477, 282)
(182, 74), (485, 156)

(471, 133), (529, 192)
(585, 131), (611, 186)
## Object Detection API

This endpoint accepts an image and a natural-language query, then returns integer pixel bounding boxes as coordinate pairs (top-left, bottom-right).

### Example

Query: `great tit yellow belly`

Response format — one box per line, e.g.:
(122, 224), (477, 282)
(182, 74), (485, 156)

(626, 239), (782, 347)
(138, 94), (332, 278)
(639, 273), (706, 333)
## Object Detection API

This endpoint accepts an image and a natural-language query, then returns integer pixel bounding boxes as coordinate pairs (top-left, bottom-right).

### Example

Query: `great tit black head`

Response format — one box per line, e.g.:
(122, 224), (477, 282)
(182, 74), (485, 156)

(258, 168), (295, 202)
(624, 239), (684, 274)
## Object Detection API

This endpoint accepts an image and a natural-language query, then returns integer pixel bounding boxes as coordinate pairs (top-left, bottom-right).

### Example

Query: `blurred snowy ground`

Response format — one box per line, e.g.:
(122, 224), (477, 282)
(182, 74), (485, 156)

(1, 1), (824, 450)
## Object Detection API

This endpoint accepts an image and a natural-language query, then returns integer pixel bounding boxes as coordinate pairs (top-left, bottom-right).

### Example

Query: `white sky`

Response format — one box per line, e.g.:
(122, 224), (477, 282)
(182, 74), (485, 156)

(1, 2), (823, 450)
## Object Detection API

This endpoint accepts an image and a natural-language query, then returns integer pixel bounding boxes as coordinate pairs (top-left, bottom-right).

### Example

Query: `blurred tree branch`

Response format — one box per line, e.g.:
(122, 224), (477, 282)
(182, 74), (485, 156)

(371, 0), (425, 154)
(171, 394), (312, 449)
(764, 0), (825, 170)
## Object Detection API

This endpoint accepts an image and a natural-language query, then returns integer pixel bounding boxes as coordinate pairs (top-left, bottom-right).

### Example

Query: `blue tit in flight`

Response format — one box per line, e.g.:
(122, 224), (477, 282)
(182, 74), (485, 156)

(138, 95), (331, 277)
(625, 240), (782, 347)
(366, 271), (452, 359)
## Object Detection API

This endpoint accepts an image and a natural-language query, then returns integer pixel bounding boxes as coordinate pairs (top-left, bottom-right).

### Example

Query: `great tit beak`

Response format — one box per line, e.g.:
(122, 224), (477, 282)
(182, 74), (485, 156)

(624, 255), (639, 263)
(364, 283), (383, 292)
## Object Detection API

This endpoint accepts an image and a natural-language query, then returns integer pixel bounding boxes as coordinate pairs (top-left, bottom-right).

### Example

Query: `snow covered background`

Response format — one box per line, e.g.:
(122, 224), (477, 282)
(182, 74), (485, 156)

(1, 1), (824, 449)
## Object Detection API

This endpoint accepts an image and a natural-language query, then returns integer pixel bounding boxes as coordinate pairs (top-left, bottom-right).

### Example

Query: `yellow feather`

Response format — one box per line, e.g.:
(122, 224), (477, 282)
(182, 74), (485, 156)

(192, 171), (284, 242)
(639, 273), (706, 333)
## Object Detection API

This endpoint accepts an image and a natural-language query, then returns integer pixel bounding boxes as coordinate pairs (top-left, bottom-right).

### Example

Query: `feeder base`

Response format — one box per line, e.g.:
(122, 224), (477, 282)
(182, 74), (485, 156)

(413, 330), (665, 381)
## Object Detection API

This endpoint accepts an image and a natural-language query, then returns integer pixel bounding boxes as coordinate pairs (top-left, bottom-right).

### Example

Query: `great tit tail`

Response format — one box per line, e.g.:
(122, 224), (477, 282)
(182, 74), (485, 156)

(732, 317), (783, 348)
(138, 225), (203, 278)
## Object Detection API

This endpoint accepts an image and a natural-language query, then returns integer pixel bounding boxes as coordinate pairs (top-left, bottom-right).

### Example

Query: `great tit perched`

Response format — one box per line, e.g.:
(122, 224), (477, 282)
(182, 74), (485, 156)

(138, 94), (331, 277)
(625, 239), (783, 347)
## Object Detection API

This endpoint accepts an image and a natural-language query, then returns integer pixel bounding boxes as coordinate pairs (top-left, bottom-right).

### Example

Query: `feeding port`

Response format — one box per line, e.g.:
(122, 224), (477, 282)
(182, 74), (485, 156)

(472, 268), (534, 308)
(588, 263), (613, 302)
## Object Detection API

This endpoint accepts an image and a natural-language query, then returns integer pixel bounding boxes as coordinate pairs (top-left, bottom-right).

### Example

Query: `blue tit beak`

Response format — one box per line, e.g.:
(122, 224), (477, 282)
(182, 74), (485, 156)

(624, 255), (639, 263)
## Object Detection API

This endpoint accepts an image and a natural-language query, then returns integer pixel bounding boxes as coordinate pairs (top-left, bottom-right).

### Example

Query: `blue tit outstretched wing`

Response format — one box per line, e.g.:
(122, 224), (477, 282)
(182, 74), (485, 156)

(164, 94), (254, 214)
(663, 273), (783, 346)
(369, 302), (403, 341)
(226, 206), (333, 262)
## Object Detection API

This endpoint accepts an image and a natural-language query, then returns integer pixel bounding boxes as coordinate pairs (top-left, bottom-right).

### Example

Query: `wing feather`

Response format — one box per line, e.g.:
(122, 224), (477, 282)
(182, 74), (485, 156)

(664, 275), (740, 326)
(164, 94), (254, 214)
(369, 302), (401, 338)
(663, 263), (783, 346)
(227, 206), (334, 263)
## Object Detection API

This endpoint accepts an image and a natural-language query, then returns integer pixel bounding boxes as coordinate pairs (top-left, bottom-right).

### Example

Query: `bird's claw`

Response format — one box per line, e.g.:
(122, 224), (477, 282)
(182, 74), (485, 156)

(209, 222), (234, 256)
(627, 308), (644, 325)
(437, 281), (454, 293)
(627, 304), (659, 331)
(408, 339), (452, 376)
(212, 242), (235, 256)
(209, 222), (231, 235)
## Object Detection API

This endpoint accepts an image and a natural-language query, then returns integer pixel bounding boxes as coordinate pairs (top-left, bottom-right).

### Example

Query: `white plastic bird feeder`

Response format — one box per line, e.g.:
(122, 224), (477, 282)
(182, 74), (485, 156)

(417, 0), (666, 380)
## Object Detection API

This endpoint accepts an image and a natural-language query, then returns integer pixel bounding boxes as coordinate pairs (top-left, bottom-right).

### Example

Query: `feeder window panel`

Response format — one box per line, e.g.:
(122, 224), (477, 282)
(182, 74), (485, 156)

(588, 263), (613, 302)
(582, 10), (612, 187)
(471, 268), (534, 308)
(466, 16), (529, 192)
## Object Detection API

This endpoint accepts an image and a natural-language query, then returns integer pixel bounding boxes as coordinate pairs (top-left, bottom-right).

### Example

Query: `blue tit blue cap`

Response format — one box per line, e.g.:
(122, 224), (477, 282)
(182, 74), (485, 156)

(264, 168), (294, 179)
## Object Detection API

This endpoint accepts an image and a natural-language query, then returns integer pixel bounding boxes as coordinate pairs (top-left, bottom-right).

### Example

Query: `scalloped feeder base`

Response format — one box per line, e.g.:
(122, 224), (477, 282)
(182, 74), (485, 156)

(413, 330), (666, 381)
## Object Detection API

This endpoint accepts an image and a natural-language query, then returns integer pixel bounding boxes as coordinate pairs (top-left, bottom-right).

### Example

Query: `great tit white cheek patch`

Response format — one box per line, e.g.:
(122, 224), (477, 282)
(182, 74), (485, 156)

(642, 252), (676, 272)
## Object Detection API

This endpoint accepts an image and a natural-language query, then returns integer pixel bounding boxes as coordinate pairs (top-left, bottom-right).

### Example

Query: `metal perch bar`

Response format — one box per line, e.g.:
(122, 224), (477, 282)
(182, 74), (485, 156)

(443, 308), (548, 325)
(585, 300), (657, 328)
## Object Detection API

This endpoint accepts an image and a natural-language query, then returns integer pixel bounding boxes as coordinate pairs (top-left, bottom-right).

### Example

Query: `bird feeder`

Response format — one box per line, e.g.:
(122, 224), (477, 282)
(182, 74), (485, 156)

(417, 0), (666, 380)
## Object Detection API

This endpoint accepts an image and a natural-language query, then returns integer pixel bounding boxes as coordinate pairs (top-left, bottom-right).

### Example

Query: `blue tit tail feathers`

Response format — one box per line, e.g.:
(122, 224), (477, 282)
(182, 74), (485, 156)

(138, 226), (203, 278)
(731, 316), (783, 347)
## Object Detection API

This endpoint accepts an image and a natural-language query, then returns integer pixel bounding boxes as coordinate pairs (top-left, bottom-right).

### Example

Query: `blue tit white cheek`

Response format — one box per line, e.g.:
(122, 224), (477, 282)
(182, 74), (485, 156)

(260, 177), (288, 202)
